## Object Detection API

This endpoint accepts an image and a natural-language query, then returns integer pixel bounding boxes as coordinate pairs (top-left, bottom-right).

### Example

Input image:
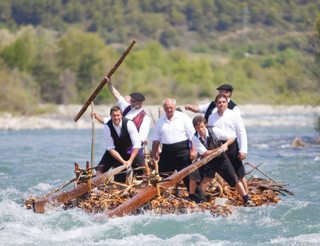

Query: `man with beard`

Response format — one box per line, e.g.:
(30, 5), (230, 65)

(92, 76), (150, 146)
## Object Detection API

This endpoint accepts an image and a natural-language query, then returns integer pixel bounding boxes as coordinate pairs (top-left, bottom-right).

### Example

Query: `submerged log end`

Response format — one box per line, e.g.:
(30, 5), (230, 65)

(33, 200), (46, 214)
(106, 186), (157, 218)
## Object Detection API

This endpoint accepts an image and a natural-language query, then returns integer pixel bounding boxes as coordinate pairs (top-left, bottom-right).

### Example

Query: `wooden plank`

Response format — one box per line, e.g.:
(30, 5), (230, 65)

(74, 40), (136, 122)
(106, 149), (222, 217)
(33, 165), (127, 213)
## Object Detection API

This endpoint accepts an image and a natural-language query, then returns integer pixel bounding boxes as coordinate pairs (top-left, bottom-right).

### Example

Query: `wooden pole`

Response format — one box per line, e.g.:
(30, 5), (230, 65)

(106, 148), (222, 217)
(90, 102), (95, 167)
(74, 40), (136, 122)
(33, 165), (127, 213)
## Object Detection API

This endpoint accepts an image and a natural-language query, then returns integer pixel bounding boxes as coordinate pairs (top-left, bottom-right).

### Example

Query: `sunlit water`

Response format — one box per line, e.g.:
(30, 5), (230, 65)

(1, 117), (320, 245)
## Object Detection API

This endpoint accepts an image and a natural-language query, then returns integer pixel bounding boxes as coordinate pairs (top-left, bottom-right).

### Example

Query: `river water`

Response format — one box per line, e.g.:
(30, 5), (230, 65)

(0, 117), (320, 245)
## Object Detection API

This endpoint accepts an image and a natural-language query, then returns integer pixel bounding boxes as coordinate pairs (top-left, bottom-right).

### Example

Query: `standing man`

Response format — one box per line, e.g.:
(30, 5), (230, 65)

(92, 76), (150, 146)
(190, 115), (254, 206)
(151, 98), (196, 190)
(95, 106), (143, 183)
(184, 83), (247, 177)
(208, 94), (249, 194)
(185, 83), (241, 121)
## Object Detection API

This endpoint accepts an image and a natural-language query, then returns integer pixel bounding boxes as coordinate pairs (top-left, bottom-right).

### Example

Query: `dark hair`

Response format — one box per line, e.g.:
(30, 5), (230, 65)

(110, 105), (122, 115)
(214, 94), (228, 103)
(192, 115), (206, 128)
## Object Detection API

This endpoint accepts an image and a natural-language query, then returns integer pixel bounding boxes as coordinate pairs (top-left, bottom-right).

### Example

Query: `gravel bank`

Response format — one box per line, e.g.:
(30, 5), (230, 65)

(0, 104), (319, 130)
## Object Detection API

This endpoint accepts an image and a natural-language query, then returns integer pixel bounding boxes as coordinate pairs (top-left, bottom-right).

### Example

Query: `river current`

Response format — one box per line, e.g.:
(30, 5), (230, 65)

(0, 117), (319, 245)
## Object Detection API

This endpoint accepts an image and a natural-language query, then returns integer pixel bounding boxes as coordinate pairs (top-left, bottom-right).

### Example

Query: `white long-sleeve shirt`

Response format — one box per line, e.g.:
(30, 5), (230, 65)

(208, 109), (247, 154)
(103, 96), (151, 143)
(103, 119), (141, 151)
(152, 110), (195, 144)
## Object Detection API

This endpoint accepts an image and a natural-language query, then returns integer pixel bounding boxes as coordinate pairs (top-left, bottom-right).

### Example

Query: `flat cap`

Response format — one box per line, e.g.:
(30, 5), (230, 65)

(216, 84), (233, 92)
(130, 92), (145, 101)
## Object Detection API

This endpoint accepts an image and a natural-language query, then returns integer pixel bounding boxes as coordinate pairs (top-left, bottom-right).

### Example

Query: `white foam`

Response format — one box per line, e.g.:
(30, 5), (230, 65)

(270, 233), (320, 245)
(30, 182), (53, 192)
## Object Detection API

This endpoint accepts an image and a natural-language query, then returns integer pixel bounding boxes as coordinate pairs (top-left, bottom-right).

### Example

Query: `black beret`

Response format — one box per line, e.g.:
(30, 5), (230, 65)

(216, 84), (233, 92)
(130, 92), (145, 101)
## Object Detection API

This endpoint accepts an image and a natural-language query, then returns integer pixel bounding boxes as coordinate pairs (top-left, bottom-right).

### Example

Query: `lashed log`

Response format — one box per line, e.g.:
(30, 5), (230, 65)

(33, 165), (126, 213)
(106, 149), (222, 217)
(74, 40), (136, 122)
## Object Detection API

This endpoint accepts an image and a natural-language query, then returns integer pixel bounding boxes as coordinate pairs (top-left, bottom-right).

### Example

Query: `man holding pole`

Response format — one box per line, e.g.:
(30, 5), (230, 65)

(92, 76), (150, 146)
(95, 106), (142, 183)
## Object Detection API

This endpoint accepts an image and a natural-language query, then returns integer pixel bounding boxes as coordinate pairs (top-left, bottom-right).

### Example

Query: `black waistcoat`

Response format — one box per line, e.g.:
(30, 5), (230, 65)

(107, 118), (132, 155)
(196, 128), (222, 150)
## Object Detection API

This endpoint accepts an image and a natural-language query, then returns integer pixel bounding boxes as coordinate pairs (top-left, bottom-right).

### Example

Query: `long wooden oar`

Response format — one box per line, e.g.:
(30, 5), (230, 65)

(90, 102), (95, 167)
(33, 165), (127, 213)
(106, 148), (222, 217)
(74, 40), (136, 122)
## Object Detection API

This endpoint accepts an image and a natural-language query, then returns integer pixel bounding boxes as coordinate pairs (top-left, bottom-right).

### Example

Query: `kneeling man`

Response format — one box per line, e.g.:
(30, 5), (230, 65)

(96, 106), (143, 183)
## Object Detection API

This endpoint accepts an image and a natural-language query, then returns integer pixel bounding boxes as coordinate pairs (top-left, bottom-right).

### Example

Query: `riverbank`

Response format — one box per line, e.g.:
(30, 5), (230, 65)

(0, 104), (319, 130)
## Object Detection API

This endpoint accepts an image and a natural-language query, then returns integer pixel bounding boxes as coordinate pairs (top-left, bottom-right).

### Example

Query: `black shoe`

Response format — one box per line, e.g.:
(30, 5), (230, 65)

(244, 200), (255, 207)
(188, 194), (202, 204)
(195, 185), (207, 202)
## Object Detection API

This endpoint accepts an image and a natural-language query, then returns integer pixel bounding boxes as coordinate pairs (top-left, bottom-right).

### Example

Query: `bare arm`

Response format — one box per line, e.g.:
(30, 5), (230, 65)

(104, 76), (122, 101)
(151, 140), (161, 160)
(185, 104), (200, 113)
(126, 148), (139, 167)
(108, 149), (127, 166)
(221, 137), (235, 152)
(91, 112), (104, 124)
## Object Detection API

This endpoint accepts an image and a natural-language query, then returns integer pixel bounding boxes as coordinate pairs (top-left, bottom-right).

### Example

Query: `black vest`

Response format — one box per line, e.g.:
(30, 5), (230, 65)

(107, 118), (132, 155)
(195, 128), (221, 150)
(204, 100), (237, 122)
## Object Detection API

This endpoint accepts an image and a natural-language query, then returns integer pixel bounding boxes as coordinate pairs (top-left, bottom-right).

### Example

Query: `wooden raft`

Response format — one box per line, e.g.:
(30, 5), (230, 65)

(25, 151), (294, 217)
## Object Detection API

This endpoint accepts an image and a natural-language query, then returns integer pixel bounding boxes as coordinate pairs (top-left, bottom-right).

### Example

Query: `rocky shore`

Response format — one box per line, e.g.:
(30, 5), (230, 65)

(0, 104), (319, 130)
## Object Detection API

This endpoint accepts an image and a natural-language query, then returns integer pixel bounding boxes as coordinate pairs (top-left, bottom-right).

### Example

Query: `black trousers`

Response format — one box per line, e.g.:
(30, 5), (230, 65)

(96, 150), (144, 183)
(223, 141), (246, 179)
(159, 140), (191, 191)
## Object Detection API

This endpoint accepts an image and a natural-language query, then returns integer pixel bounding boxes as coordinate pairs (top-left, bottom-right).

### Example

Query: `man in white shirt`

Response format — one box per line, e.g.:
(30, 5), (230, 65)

(191, 115), (254, 206)
(208, 94), (249, 193)
(185, 83), (241, 121)
(95, 106), (142, 183)
(151, 98), (196, 190)
(92, 76), (150, 146)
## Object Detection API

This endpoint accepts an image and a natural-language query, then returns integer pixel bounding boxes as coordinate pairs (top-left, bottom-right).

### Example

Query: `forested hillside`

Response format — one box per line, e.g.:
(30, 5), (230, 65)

(0, 0), (320, 114)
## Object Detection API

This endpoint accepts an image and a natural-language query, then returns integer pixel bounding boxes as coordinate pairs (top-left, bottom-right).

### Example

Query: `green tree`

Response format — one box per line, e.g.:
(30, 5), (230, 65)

(0, 69), (40, 114)
(57, 28), (116, 102)
(0, 26), (37, 72)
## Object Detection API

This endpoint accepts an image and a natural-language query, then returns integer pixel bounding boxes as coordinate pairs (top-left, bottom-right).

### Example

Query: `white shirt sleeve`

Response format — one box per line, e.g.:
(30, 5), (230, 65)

(138, 114), (151, 142)
(192, 134), (207, 155)
(198, 102), (211, 113)
(234, 114), (247, 153)
(117, 96), (130, 112)
(233, 105), (242, 118)
(103, 116), (111, 124)
(127, 120), (142, 149)
(103, 124), (115, 151)
(152, 119), (162, 142)
(184, 114), (195, 140)
(211, 126), (233, 141)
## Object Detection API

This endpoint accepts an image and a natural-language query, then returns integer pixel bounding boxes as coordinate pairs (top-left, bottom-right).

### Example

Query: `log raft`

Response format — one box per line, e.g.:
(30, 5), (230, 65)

(26, 150), (293, 217)
(32, 165), (126, 213)
(29, 149), (220, 214)
(107, 149), (221, 217)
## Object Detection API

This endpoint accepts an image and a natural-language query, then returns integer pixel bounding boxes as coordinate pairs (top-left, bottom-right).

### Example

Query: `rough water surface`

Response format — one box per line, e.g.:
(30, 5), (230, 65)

(0, 111), (320, 245)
